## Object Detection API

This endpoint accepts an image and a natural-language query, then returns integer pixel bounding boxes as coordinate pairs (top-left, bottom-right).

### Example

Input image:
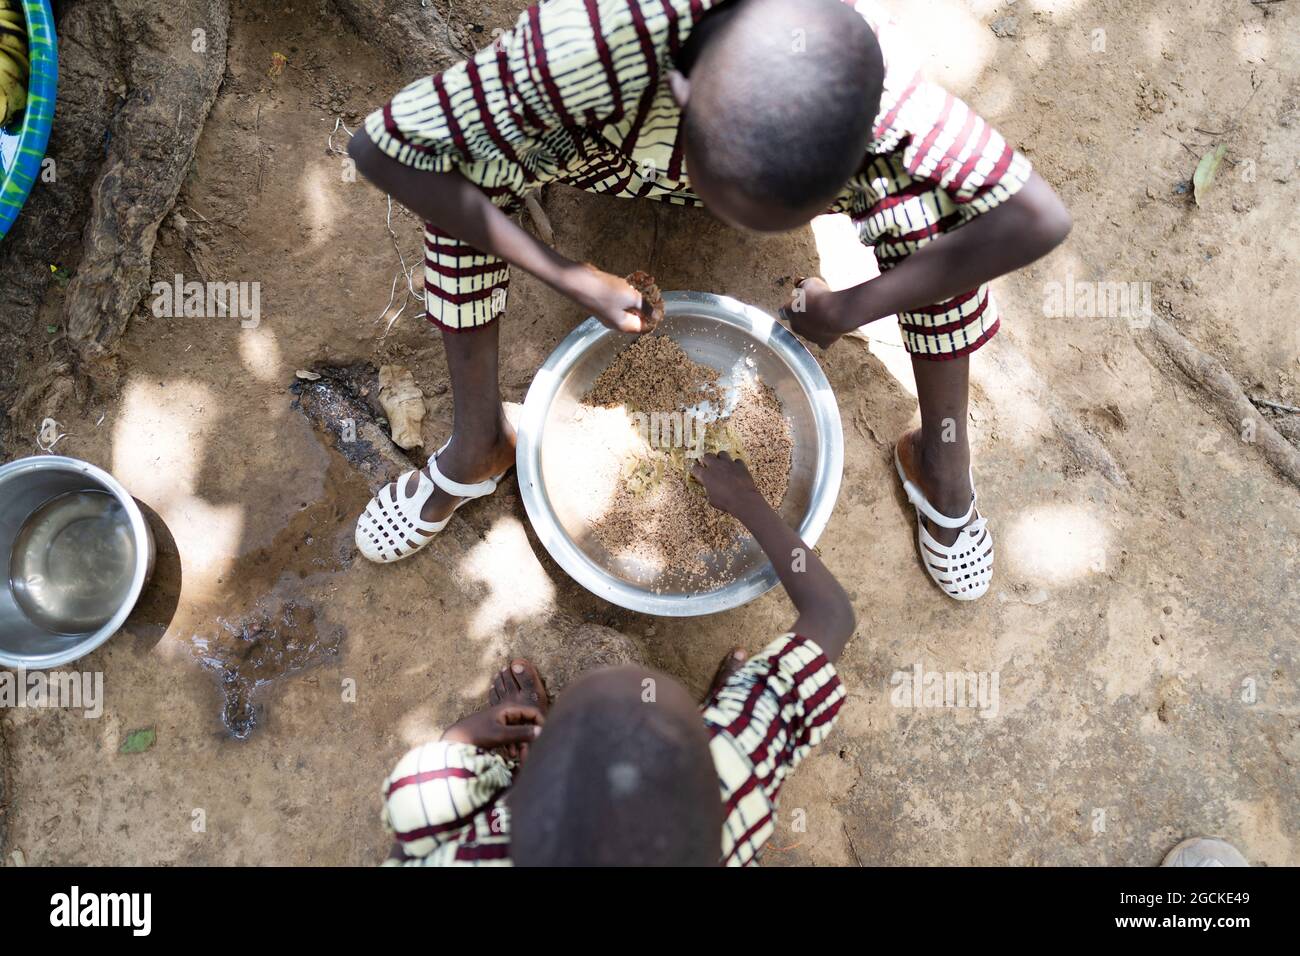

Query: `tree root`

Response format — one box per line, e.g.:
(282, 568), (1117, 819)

(64, 1), (231, 382)
(330, 0), (458, 75)
(984, 337), (1131, 488)
(1145, 317), (1300, 489)
(0, 0), (231, 450)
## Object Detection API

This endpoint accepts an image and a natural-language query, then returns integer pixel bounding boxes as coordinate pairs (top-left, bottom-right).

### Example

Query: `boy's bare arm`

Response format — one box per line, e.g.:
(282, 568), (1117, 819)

(348, 134), (650, 333)
(790, 172), (1071, 346)
(692, 454), (856, 661)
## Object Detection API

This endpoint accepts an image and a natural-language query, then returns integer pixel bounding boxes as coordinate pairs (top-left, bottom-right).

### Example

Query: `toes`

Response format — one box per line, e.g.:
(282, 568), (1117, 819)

(510, 659), (544, 707)
(489, 669), (510, 706)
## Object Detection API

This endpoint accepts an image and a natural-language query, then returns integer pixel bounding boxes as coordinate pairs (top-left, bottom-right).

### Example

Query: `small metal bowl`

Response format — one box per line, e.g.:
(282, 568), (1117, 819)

(518, 291), (843, 616)
(0, 456), (155, 669)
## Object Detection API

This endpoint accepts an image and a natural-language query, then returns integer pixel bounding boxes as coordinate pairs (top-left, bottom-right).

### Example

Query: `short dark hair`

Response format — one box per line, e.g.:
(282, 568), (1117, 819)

(684, 0), (884, 211)
(509, 669), (722, 866)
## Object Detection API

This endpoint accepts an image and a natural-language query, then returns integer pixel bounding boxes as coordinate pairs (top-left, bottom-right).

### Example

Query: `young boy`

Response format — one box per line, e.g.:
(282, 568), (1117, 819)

(380, 452), (855, 865)
(350, 0), (1071, 600)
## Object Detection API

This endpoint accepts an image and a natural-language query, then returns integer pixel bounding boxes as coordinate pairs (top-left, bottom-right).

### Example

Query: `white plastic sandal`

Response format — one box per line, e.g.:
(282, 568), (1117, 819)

(355, 445), (510, 564)
(894, 443), (993, 602)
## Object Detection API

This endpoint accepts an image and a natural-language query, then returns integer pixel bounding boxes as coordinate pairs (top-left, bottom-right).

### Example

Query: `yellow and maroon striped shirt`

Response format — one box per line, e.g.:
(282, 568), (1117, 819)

(364, 0), (1032, 356)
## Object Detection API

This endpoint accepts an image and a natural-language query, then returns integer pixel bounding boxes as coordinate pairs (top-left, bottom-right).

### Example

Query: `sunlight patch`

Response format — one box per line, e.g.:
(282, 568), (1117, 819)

(1003, 503), (1108, 585)
(239, 324), (283, 383)
(459, 515), (556, 639)
(111, 377), (244, 597)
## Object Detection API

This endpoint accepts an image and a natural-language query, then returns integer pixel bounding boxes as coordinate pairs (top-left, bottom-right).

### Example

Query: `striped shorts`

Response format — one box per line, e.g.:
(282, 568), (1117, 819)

(830, 146), (1031, 360)
(826, 80), (1034, 360)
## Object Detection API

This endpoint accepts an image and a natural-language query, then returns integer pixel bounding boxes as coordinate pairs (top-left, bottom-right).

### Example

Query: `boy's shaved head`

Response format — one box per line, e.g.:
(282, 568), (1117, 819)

(509, 667), (722, 866)
(679, 0), (884, 231)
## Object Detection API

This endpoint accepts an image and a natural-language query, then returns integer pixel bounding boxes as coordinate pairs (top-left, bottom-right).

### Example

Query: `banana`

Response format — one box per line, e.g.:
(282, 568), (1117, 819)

(0, 46), (25, 82)
(0, 80), (23, 127)
(0, 33), (26, 75)
(0, 55), (22, 90)
(0, 49), (20, 84)
(0, 3), (24, 129)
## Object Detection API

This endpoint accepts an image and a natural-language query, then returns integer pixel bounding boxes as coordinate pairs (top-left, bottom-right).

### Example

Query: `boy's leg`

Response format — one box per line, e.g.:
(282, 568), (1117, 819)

(358, 210), (518, 549)
(406, 320), (516, 524)
(908, 354), (973, 547)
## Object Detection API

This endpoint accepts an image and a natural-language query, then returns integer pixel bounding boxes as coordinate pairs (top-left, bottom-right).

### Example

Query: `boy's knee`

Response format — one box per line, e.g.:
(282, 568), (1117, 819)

(347, 131), (382, 179)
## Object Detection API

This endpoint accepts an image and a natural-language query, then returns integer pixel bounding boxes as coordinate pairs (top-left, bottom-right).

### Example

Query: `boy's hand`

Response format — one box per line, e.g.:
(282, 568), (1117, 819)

(571, 264), (656, 333)
(442, 703), (544, 751)
(783, 277), (847, 350)
(691, 452), (764, 518)
(695, 451), (856, 659)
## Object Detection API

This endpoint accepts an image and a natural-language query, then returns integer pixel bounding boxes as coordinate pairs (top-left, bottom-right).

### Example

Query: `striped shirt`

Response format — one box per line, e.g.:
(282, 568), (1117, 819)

(380, 633), (845, 866)
(363, 0), (1032, 355)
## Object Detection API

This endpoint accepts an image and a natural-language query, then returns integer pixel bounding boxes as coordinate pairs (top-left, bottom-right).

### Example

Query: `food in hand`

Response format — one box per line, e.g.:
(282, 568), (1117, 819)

(625, 270), (665, 329)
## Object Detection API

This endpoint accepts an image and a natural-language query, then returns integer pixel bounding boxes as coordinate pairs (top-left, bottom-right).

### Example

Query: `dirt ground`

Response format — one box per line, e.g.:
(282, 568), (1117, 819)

(2, 0), (1297, 866)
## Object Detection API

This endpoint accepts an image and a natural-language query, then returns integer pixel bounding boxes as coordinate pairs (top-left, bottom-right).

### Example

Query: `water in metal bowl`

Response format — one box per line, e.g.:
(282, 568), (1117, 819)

(10, 489), (138, 634)
(0, 456), (155, 669)
(518, 291), (843, 617)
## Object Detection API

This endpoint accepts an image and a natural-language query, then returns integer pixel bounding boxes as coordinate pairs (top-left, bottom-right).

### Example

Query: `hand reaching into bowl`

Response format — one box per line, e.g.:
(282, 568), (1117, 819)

(691, 451), (765, 519)
(692, 451), (855, 661)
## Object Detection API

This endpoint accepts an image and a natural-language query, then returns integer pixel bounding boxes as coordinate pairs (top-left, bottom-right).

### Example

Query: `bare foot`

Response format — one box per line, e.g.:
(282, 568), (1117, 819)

(703, 647), (748, 705)
(896, 429), (978, 547)
(488, 658), (549, 763)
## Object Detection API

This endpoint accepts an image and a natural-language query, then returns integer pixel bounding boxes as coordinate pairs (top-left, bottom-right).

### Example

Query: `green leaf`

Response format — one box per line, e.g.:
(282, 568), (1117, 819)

(1193, 145), (1227, 206)
(120, 727), (156, 754)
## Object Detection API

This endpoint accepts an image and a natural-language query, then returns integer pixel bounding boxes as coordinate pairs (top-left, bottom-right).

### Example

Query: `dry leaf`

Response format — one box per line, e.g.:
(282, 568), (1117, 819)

(378, 365), (426, 450)
(1193, 144), (1227, 206)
